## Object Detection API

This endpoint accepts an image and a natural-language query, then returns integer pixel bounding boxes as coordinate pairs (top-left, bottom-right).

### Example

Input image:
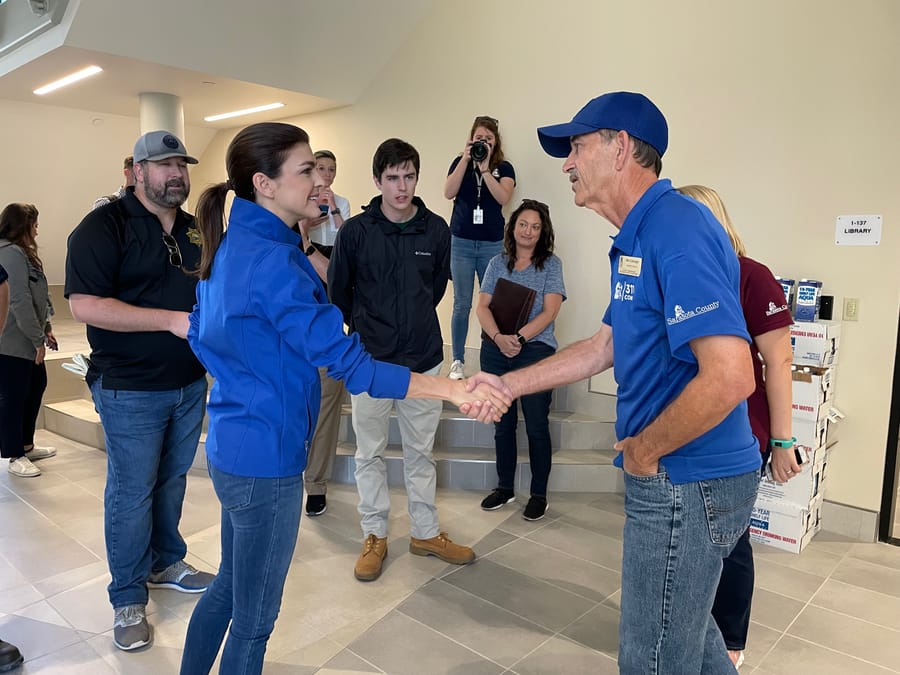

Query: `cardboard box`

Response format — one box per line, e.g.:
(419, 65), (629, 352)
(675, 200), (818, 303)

(794, 415), (829, 449)
(758, 448), (826, 505)
(791, 321), (841, 367)
(749, 494), (823, 554)
(791, 366), (835, 420)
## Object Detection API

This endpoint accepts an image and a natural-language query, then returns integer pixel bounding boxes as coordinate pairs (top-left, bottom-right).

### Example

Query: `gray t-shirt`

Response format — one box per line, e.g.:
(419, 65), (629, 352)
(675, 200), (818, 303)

(480, 253), (566, 349)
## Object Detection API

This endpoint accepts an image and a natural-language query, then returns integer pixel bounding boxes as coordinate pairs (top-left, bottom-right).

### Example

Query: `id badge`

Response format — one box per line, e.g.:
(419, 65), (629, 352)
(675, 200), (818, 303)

(473, 207), (484, 225)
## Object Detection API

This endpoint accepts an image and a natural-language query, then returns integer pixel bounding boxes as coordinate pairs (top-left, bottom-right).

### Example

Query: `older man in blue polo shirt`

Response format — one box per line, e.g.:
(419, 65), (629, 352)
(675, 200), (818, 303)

(468, 92), (760, 673)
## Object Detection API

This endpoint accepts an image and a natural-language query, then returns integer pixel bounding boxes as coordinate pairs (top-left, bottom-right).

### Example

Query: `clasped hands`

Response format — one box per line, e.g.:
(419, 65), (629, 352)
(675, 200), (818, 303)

(493, 333), (521, 358)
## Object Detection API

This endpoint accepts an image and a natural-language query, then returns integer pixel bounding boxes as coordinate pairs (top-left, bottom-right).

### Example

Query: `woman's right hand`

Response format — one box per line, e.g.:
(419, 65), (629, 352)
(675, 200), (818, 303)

(34, 345), (46, 365)
(495, 334), (521, 358)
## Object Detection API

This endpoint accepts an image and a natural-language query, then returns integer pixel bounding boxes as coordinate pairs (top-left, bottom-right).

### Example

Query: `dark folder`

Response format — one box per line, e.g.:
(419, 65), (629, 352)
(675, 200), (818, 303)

(482, 277), (536, 340)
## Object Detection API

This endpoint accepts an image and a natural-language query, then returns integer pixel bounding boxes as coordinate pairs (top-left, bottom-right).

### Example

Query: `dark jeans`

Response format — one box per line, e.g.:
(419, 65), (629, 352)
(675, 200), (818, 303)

(711, 454), (768, 650)
(480, 339), (555, 496)
(0, 354), (47, 459)
(180, 462), (303, 675)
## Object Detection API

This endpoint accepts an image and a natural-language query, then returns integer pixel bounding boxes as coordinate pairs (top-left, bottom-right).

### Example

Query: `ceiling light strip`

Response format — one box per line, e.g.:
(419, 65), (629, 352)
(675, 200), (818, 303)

(204, 102), (285, 122)
(34, 65), (103, 95)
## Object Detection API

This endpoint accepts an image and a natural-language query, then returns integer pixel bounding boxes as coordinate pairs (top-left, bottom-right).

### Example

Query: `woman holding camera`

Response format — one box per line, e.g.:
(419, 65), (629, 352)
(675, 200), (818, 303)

(476, 199), (565, 521)
(444, 116), (515, 381)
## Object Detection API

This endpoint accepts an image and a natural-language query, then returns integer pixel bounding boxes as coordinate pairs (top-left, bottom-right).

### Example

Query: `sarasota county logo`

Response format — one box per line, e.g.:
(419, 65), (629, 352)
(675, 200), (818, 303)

(667, 300), (720, 325)
(187, 227), (202, 246)
(765, 301), (788, 316)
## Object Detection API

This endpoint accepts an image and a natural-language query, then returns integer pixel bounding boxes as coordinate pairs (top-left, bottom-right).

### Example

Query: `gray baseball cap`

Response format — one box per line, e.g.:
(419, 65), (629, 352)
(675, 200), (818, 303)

(133, 130), (198, 164)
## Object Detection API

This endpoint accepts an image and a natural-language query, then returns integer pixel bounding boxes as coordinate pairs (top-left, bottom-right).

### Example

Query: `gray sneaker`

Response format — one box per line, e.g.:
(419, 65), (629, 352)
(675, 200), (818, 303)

(148, 559), (214, 593)
(113, 604), (150, 651)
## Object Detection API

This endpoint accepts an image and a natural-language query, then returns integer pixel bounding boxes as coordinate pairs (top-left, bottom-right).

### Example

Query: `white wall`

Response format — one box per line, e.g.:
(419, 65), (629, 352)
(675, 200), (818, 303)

(0, 99), (217, 283)
(191, 0), (900, 512)
(6, 0), (898, 512)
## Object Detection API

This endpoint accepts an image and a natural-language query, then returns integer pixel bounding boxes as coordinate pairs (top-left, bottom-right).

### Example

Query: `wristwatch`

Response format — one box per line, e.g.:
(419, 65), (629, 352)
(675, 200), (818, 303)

(304, 244), (317, 257)
(516, 333), (527, 346)
(330, 209), (340, 215)
(769, 437), (796, 448)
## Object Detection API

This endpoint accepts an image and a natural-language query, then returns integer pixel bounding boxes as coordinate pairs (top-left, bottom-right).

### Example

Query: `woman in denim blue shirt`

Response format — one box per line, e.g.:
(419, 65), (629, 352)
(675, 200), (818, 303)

(476, 199), (565, 521)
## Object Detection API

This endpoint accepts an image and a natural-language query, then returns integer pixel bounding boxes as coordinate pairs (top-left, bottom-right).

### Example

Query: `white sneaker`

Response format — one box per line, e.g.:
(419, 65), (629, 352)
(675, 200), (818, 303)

(25, 446), (56, 460)
(448, 360), (465, 380)
(8, 456), (41, 477)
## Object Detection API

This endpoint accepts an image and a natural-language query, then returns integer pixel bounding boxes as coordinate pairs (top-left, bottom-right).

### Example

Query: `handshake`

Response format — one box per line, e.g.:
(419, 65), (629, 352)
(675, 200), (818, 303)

(449, 372), (514, 424)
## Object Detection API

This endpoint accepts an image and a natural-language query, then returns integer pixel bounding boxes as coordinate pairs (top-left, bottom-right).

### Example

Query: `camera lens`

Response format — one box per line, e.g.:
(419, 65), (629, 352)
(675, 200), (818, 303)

(470, 140), (488, 163)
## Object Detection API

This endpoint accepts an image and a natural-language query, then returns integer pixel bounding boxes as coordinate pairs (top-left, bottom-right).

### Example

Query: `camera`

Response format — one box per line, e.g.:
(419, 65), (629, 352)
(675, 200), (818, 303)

(470, 140), (489, 163)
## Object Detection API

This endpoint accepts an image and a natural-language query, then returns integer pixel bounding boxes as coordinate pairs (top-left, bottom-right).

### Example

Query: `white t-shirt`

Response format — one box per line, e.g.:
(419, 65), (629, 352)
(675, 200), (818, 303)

(309, 193), (351, 246)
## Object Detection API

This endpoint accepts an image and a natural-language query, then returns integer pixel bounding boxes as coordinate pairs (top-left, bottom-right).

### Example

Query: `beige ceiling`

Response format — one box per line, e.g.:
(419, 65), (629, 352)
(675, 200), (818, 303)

(0, 0), (436, 129)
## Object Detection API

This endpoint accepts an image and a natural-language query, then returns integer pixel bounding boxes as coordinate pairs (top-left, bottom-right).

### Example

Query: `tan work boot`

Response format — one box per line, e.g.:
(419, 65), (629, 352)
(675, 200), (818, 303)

(354, 533), (388, 581)
(409, 532), (475, 565)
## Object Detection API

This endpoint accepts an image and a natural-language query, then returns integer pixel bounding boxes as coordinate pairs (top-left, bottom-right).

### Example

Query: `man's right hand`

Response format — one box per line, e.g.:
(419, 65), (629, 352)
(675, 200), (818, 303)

(169, 311), (190, 339)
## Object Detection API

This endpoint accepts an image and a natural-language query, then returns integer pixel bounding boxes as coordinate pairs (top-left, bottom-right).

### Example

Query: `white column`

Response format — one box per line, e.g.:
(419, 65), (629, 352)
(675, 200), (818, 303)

(138, 92), (185, 140)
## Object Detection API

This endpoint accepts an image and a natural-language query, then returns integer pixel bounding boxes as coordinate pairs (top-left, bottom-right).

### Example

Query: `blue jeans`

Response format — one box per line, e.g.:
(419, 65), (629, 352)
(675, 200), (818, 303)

(619, 469), (759, 674)
(180, 463), (303, 675)
(450, 236), (503, 362)
(480, 339), (555, 496)
(90, 376), (207, 609)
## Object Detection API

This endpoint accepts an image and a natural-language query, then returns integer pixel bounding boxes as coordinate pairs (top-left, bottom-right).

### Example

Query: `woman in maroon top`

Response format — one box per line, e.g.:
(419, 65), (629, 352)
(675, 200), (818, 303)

(678, 185), (801, 669)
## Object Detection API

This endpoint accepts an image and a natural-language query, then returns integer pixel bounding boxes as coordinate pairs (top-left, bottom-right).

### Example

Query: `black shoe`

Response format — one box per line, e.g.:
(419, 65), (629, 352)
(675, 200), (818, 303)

(523, 496), (548, 521)
(0, 639), (24, 672)
(480, 488), (515, 511)
(306, 494), (327, 516)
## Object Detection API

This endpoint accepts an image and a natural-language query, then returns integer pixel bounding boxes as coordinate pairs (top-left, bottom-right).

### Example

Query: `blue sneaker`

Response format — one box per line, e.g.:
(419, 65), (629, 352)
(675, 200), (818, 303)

(147, 560), (214, 593)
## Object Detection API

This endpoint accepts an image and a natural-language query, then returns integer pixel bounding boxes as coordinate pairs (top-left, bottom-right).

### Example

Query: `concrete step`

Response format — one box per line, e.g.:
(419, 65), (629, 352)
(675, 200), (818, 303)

(44, 396), (621, 493)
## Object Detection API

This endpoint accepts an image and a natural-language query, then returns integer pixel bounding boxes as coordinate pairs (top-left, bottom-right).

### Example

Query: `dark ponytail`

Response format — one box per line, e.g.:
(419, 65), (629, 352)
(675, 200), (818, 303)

(192, 122), (311, 280)
(193, 183), (230, 280)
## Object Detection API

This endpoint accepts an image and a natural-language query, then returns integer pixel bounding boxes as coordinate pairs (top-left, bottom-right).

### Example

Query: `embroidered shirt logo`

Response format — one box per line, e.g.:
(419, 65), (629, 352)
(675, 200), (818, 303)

(666, 300), (720, 325)
(187, 227), (202, 247)
(414, 251), (432, 256)
(613, 280), (635, 302)
(765, 301), (788, 316)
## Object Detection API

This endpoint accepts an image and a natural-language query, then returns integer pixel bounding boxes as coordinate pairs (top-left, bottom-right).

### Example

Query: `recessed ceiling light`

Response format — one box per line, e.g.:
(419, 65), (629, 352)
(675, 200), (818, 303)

(204, 102), (285, 122)
(34, 65), (103, 95)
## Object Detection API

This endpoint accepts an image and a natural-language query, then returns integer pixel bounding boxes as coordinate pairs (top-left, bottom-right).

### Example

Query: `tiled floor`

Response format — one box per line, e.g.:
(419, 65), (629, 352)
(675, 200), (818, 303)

(2, 433), (900, 674)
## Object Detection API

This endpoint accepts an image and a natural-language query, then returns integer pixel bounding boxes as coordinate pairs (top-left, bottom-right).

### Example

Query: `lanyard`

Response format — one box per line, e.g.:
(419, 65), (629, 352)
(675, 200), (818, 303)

(473, 162), (483, 207)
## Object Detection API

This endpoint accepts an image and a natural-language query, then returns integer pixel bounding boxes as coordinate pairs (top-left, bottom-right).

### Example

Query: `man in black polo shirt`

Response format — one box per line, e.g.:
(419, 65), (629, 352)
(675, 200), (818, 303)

(65, 131), (213, 652)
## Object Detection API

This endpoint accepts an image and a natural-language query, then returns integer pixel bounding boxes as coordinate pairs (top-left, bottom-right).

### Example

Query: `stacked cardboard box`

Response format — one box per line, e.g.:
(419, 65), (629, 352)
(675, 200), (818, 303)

(749, 321), (842, 553)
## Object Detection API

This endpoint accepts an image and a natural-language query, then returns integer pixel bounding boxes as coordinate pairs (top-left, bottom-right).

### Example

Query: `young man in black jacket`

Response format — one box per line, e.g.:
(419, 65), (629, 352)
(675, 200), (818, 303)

(329, 138), (475, 582)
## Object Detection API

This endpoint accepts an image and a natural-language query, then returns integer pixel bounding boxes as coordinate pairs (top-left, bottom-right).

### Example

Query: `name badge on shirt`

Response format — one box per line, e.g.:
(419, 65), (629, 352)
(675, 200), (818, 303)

(473, 207), (484, 225)
(618, 255), (642, 276)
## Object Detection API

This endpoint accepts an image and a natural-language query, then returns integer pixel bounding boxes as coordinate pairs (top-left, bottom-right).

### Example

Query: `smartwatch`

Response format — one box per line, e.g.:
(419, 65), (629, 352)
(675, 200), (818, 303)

(769, 437), (796, 448)
(304, 244), (317, 257)
(516, 333), (527, 346)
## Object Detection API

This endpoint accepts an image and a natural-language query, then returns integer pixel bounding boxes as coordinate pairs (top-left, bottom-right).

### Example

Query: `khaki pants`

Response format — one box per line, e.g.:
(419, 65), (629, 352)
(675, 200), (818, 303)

(351, 362), (443, 540)
(304, 368), (346, 496)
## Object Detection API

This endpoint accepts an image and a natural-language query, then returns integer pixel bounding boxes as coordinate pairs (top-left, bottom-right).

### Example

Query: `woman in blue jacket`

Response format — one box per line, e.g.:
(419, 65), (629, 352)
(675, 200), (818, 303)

(180, 122), (507, 675)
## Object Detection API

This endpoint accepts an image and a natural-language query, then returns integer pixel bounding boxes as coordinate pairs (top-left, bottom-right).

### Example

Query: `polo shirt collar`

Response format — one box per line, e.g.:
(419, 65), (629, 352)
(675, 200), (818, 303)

(609, 178), (673, 255)
(120, 187), (194, 234)
(229, 197), (302, 247)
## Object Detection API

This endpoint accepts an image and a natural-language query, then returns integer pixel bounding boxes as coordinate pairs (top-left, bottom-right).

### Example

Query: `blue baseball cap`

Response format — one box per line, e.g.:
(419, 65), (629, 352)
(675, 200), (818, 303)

(537, 91), (668, 158)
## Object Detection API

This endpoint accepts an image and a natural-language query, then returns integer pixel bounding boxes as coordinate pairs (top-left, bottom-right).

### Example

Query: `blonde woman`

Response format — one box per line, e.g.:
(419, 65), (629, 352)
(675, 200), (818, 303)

(677, 184), (800, 669)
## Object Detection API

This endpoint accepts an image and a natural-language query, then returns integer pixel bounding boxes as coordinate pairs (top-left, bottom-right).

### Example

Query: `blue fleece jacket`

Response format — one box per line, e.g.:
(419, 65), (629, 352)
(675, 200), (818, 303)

(188, 198), (410, 478)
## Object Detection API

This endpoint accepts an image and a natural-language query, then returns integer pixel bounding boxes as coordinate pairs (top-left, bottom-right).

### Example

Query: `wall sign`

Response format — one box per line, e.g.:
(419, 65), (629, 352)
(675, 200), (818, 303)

(835, 215), (881, 246)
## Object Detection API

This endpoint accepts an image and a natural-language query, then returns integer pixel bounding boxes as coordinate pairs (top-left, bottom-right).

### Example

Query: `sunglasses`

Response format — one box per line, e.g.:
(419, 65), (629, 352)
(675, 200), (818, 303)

(162, 233), (183, 268)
